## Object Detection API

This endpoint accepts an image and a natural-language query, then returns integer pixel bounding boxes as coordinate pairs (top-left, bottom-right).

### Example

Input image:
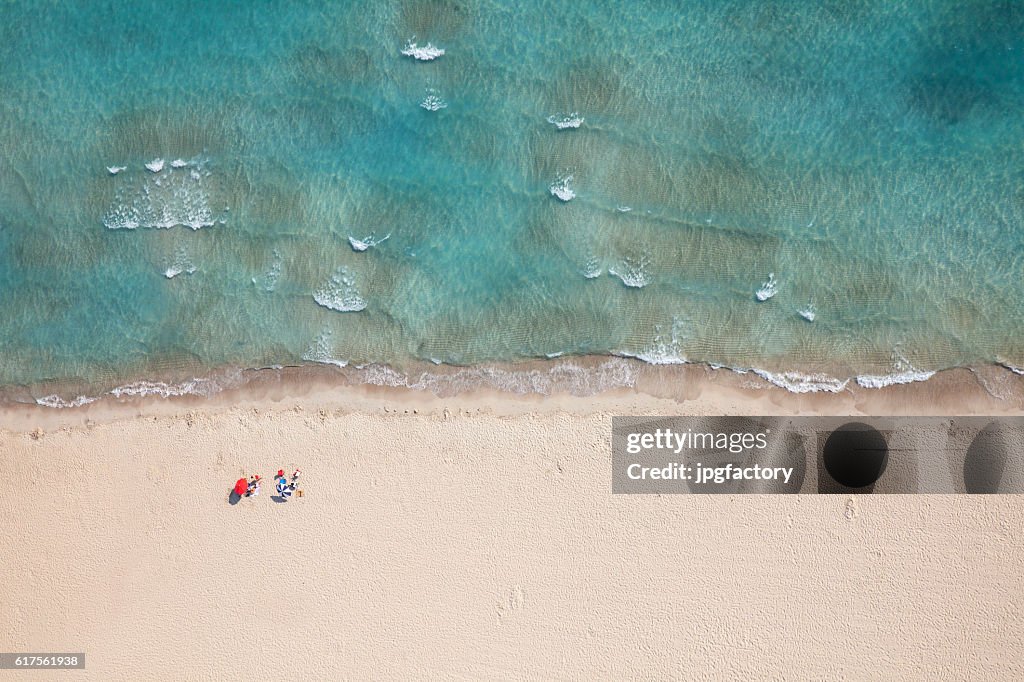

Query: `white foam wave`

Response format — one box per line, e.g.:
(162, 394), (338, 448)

(302, 328), (348, 367)
(252, 249), (283, 291)
(170, 158), (188, 168)
(164, 266), (194, 279)
(401, 39), (444, 61)
(582, 257), (602, 279)
(609, 255), (651, 288)
(547, 113), (583, 129)
(357, 358), (637, 396)
(313, 267), (367, 312)
(164, 244), (197, 279)
(616, 205), (632, 213)
(348, 233), (391, 252)
(855, 352), (935, 388)
(549, 174), (575, 201)
(997, 358), (1024, 375)
(855, 370), (935, 389)
(753, 369), (849, 393)
(797, 304), (816, 322)
(36, 394), (97, 409)
(620, 317), (688, 365)
(145, 158), (165, 173)
(109, 377), (223, 399)
(420, 90), (448, 111)
(103, 159), (222, 230)
(856, 350), (937, 387)
(36, 370), (243, 407)
(755, 273), (777, 301)
(107, 165), (126, 175)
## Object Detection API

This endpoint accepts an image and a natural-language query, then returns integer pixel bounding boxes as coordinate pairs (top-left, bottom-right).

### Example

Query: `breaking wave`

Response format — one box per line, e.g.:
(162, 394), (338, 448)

(752, 369), (850, 393)
(110, 377), (223, 398)
(582, 257), (602, 279)
(549, 174), (575, 201)
(36, 394), (97, 408)
(997, 358), (1024, 375)
(313, 266), (367, 312)
(29, 350), (1013, 409)
(547, 113), (583, 129)
(302, 328), (348, 367)
(855, 351), (935, 388)
(348, 234), (390, 252)
(420, 89), (447, 111)
(618, 317), (688, 365)
(401, 39), (444, 61)
(755, 273), (777, 302)
(357, 358), (637, 396)
(797, 304), (816, 322)
(609, 255), (651, 288)
(103, 158), (224, 230)
(164, 244), (197, 279)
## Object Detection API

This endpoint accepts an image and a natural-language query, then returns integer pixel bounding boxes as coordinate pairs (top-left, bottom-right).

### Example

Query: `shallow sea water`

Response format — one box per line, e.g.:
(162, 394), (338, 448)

(1, 1), (1022, 394)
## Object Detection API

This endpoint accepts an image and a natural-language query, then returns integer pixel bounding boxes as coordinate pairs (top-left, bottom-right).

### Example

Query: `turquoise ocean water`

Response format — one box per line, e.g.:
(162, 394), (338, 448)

(1, 1), (1023, 397)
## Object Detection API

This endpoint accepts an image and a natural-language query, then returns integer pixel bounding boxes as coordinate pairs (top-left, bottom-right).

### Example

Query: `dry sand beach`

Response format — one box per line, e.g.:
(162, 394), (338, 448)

(3, 363), (1024, 680)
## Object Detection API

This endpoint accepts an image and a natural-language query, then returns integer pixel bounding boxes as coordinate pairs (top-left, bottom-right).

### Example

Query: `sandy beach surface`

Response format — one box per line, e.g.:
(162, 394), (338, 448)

(3, 364), (1024, 680)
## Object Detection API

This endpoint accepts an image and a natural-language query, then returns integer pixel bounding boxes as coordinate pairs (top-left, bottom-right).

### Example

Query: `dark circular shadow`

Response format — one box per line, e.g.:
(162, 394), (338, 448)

(823, 422), (888, 489)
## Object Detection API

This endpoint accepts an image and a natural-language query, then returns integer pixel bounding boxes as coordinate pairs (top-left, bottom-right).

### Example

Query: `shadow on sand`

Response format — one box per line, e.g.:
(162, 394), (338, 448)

(229, 489), (242, 505)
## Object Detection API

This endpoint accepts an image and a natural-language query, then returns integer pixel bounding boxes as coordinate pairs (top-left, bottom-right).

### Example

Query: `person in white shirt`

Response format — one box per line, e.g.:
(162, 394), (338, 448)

(245, 474), (261, 497)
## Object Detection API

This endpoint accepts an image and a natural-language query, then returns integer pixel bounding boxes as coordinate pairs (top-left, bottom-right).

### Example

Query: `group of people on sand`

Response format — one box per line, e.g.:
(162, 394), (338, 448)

(234, 469), (301, 501)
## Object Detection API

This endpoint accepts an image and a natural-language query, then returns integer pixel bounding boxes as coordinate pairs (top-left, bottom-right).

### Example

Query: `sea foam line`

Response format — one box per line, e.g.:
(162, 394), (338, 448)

(997, 358), (1024, 375)
(752, 369), (850, 394)
(35, 394), (98, 408)
(357, 358), (637, 396)
(855, 368), (935, 388)
(29, 353), (1005, 409)
(855, 351), (936, 388)
(110, 378), (222, 398)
